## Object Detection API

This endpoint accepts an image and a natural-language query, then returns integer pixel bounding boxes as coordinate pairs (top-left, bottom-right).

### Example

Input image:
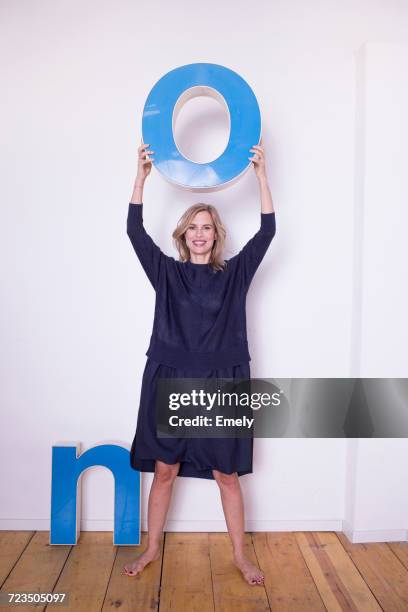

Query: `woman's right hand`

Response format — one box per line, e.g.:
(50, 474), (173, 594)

(136, 141), (155, 184)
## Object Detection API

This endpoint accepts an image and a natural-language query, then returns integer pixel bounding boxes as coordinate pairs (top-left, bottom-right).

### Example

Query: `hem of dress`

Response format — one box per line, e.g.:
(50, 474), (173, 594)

(130, 456), (253, 480)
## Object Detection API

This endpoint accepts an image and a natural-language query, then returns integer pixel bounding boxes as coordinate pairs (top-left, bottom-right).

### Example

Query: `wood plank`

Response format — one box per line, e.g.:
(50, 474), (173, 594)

(2, 529), (405, 612)
(388, 541), (408, 570)
(338, 532), (408, 611)
(49, 531), (116, 611)
(102, 532), (162, 611)
(209, 532), (270, 611)
(297, 532), (381, 611)
(0, 532), (35, 586)
(252, 532), (325, 610)
(160, 533), (214, 612)
(0, 531), (71, 612)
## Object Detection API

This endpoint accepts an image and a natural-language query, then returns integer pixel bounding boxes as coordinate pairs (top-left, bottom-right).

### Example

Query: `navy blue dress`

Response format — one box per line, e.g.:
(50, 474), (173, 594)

(127, 202), (276, 479)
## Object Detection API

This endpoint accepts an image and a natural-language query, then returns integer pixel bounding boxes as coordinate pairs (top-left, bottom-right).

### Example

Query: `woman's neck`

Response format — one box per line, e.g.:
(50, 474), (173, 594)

(189, 253), (211, 264)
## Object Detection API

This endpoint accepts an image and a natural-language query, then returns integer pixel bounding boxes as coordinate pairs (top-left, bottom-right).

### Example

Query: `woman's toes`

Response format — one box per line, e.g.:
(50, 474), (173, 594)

(233, 556), (265, 586)
(123, 549), (160, 578)
(245, 566), (264, 585)
(124, 562), (141, 576)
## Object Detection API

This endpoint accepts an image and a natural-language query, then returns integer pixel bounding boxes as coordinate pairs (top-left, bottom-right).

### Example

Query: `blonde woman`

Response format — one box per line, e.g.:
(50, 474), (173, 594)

(124, 141), (275, 585)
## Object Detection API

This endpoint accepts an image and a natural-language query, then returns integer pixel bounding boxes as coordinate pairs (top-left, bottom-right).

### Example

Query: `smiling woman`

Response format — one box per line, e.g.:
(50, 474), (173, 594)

(124, 140), (276, 585)
(172, 203), (226, 270)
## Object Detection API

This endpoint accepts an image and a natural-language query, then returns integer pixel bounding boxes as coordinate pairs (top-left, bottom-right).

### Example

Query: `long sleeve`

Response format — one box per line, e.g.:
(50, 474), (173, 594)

(126, 203), (165, 290)
(236, 212), (276, 291)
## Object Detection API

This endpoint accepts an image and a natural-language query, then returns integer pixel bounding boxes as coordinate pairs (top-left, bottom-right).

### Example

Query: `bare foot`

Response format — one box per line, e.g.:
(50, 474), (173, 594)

(234, 555), (265, 586)
(123, 546), (161, 577)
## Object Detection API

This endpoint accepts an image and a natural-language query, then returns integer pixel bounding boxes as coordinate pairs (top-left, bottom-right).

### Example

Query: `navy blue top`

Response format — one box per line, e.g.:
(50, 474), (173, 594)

(127, 203), (276, 369)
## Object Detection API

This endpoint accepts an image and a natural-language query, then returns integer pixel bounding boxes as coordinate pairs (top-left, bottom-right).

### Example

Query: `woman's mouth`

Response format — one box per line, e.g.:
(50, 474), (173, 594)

(192, 240), (206, 246)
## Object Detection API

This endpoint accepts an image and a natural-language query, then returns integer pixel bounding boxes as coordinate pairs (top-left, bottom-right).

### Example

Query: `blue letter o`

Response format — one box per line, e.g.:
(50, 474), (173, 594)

(142, 63), (261, 192)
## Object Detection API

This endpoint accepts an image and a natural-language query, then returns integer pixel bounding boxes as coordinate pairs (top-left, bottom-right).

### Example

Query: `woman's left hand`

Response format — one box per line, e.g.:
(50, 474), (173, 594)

(249, 141), (267, 180)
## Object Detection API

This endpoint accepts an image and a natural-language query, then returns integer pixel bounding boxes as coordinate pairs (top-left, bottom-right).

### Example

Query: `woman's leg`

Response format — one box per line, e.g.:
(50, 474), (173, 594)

(212, 469), (264, 586)
(124, 459), (180, 576)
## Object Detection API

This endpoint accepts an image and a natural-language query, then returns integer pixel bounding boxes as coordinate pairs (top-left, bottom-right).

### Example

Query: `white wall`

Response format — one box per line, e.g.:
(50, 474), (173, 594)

(344, 42), (408, 542)
(1, 0), (407, 542)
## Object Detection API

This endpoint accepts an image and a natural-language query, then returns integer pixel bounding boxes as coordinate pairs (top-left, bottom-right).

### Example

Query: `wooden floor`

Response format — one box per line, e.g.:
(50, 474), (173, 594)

(0, 531), (407, 611)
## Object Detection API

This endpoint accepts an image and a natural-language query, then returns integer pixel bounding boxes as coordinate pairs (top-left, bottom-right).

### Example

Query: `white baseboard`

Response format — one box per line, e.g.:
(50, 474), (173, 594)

(342, 519), (408, 543)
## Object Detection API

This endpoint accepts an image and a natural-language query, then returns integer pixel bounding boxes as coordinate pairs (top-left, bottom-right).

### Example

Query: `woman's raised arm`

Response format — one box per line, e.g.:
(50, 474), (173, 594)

(249, 141), (274, 214)
(237, 141), (276, 290)
(236, 208), (276, 292)
(127, 143), (165, 290)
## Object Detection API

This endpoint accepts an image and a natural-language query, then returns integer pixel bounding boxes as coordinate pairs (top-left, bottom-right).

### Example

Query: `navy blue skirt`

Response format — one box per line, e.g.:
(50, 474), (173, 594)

(130, 359), (253, 480)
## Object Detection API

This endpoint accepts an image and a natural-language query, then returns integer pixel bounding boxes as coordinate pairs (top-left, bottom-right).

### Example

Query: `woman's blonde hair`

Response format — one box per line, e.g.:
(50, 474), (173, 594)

(172, 203), (227, 271)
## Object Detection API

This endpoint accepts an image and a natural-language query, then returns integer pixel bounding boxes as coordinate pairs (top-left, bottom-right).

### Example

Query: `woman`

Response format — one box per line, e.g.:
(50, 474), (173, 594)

(124, 141), (276, 585)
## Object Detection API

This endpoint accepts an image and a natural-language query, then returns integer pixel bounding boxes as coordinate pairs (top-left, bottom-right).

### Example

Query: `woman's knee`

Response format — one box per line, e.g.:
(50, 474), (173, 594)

(212, 469), (239, 488)
(154, 460), (180, 484)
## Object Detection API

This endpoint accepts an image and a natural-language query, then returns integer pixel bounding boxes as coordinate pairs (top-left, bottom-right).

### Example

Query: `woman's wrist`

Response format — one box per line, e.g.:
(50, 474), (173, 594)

(257, 174), (274, 213)
(131, 178), (145, 204)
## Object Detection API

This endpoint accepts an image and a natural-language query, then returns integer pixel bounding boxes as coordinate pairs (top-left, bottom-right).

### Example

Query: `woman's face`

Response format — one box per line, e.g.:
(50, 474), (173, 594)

(184, 210), (217, 258)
